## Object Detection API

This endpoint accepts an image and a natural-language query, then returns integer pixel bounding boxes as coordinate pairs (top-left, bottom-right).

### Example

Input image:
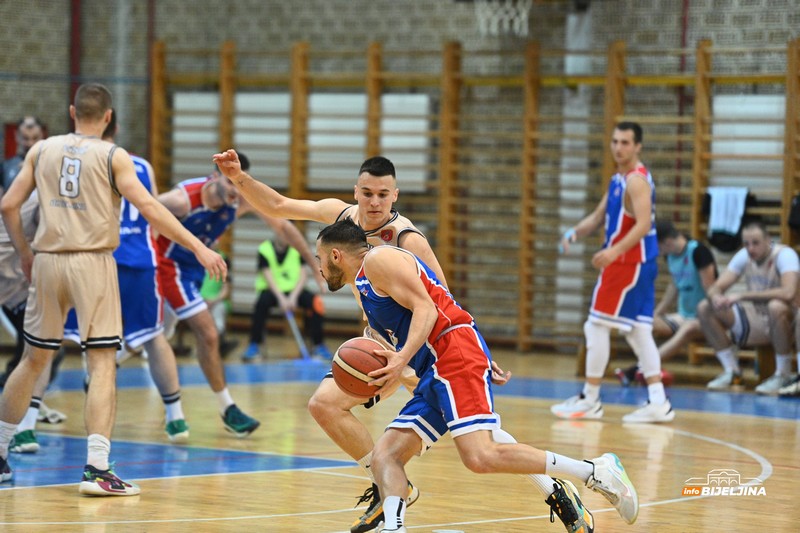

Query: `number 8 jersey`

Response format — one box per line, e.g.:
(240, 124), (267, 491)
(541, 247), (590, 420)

(31, 133), (122, 253)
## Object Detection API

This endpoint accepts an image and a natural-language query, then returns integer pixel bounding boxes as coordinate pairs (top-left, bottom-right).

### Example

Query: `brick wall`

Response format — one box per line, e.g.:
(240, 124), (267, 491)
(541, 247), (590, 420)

(0, 0), (797, 162)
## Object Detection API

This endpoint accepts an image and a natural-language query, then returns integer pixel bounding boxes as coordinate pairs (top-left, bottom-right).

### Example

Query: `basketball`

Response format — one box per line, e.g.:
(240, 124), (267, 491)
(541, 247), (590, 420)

(331, 337), (388, 399)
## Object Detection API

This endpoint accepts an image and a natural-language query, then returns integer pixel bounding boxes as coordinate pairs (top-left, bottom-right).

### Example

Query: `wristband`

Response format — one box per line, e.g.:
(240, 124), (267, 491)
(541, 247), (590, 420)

(559, 228), (577, 254)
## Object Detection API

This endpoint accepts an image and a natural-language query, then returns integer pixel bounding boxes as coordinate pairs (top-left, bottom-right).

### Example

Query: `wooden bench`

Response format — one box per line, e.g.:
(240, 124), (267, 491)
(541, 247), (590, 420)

(686, 342), (775, 380)
(575, 340), (776, 383)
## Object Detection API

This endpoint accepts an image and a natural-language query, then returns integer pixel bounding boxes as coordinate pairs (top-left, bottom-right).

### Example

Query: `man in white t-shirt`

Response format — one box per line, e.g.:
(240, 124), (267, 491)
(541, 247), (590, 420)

(697, 221), (799, 394)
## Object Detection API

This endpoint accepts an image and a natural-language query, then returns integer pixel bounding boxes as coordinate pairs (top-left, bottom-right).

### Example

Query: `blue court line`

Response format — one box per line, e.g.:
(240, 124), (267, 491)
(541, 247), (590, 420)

(492, 378), (800, 421)
(48, 359), (800, 421)
(0, 434), (353, 490)
(5, 359), (797, 490)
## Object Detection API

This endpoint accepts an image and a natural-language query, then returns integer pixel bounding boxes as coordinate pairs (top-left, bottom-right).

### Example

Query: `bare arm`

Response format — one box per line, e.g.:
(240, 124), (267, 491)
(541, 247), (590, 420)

(730, 271), (799, 305)
(592, 176), (652, 269)
(364, 247), (439, 389)
(114, 149), (227, 281)
(698, 262), (717, 292)
(654, 281), (677, 316)
(397, 231), (448, 289)
(287, 266), (310, 308)
(157, 186), (190, 219)
(212, 149), (348, 223)
(705, 269), (741, 310)
(259, 214), (326, 292)
(560, 193), (607, 254)
(706, 269), (739, 299)
(0, 142), (39, 280)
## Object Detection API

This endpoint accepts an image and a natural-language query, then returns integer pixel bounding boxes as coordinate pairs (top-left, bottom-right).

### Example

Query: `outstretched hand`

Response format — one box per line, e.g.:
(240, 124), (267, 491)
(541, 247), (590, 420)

(212, 149), (243, 180)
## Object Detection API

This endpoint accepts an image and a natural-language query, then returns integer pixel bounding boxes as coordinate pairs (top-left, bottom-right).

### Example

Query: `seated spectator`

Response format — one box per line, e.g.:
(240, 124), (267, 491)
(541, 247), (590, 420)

(2, 116), (45, 193)
(616, 220), (718, 386)
(777, 307), (800, 397)
(697, 221), (799, 394)
(242, 233), (330, 361)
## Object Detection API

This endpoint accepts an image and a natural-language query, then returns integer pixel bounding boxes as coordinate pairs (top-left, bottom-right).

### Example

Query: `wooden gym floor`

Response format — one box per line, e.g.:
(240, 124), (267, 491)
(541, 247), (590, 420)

(0, 331), (798, 532)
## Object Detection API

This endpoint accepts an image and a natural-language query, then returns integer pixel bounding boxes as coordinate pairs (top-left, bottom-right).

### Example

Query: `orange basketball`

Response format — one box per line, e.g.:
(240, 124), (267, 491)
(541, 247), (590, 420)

(331, 337), (388, 399)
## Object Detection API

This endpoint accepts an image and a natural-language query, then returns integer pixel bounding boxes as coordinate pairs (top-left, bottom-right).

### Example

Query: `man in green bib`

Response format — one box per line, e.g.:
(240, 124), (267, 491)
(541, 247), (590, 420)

(243, 233), (329, 360)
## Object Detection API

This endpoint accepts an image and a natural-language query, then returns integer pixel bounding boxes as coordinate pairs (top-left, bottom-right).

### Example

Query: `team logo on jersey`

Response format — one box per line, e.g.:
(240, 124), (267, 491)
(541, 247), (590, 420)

(380, 229), (393, 242)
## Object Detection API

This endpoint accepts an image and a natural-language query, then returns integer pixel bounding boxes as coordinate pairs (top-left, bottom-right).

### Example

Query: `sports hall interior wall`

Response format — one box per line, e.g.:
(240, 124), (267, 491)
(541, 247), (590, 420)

(1, 1), (799, 353)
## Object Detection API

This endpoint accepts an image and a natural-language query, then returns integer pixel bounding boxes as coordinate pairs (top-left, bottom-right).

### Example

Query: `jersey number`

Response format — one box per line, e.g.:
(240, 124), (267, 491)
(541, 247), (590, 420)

(120, 198), (141, 223)
(59, 157), (81, 198)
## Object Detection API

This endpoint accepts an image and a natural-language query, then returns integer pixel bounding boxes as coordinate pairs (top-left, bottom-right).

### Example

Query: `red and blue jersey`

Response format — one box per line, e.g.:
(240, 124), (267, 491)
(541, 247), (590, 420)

(114, 155), (158, 269)
(156, 177), (237, 272)
(355, 247), (473, 375)
(604, 164), (659, 264)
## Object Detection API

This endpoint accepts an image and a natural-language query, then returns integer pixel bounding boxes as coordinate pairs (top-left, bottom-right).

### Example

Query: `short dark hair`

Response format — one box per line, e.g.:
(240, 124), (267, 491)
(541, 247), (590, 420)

(742, 220), (769, 238)
(655, 219), (679, 243)
(74, 83), (112, 121)
(317, 218), (368, 252)
(615, 121), (643, 144)
(102, 108), (117, 139)
(17, 116), (43, 129)
(359, 156), (395, 179)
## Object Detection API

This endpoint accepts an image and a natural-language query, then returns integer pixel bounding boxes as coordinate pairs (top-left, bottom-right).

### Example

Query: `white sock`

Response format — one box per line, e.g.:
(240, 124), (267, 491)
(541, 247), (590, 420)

(381, 496), (405, 530)
(775, 354), (792, 375)
(492, 428), (555, 498)
(0, 420), (17, 460)
(18, 397), (42, 432)
(165, 401), (185, 422)
(582, 383), (601, 403)
(647, 382), (667, 405)
(529, 474), (557, 499)
(162, 391), (185, 422)
(87, 433), (111, 471)
(715, 348), (739, 373)
(216, 388), (235, 415)
(18, 407), (39, 433)
(544, 451), (594, 482)
(357, 451), (374, 482)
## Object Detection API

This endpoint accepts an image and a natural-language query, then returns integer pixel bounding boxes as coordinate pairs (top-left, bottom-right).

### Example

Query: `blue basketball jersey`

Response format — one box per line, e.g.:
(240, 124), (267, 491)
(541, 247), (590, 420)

(157, 177), (237, 271)
(355, 246), (472, 376)
(604, 164), (659, 264)
(113, 155), (158, 269)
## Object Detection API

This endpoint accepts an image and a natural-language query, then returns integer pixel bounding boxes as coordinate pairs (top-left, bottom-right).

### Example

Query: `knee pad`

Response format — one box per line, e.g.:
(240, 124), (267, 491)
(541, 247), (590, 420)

(584, 320), (611, 378)
(625, 325), (661, 378)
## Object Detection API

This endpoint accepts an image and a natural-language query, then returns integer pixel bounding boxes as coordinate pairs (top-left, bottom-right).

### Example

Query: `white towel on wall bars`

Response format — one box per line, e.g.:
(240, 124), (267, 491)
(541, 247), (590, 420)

(707, 186), (749, 237)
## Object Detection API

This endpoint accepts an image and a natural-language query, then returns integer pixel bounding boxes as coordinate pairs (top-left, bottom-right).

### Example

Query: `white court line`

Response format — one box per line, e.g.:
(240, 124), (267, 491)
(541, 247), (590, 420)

(397, 427), (774, 531)
(0, 427), (773, 528)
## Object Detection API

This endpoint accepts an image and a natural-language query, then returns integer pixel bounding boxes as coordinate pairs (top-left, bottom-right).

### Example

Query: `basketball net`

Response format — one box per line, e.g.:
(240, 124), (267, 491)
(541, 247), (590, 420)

(474, 0), (533, 38)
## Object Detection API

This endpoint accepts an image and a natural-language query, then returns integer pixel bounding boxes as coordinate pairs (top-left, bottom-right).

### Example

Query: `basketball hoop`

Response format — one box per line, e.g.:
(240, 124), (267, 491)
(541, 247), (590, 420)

(474, 0), (533, 38)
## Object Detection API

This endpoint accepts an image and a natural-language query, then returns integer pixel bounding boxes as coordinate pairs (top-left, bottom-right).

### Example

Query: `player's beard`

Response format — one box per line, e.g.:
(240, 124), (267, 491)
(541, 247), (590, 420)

(323, 263), (346, 292)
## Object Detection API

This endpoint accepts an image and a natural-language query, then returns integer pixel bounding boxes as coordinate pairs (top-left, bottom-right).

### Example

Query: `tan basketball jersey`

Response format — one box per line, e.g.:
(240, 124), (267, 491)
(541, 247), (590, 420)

(744, 244), (788, 292)
(335, 205), (424, 247)
(31, 133), (121, 253)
